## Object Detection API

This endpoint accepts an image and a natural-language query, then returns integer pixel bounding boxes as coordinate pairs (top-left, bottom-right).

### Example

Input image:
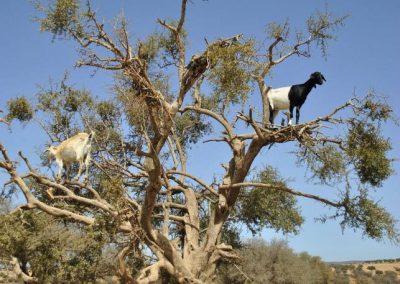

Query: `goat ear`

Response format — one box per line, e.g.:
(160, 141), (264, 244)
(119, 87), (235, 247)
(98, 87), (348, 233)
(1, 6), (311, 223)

(322, 75), (326, 82)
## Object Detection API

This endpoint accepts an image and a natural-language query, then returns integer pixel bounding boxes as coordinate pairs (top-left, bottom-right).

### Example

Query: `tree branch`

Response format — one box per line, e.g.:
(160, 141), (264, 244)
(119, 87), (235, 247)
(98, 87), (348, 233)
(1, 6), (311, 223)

(10, 256), (38, 283)
(167, 170), (218, 196)
(181, 105), (234, 139)
(221, 182), (341, 207)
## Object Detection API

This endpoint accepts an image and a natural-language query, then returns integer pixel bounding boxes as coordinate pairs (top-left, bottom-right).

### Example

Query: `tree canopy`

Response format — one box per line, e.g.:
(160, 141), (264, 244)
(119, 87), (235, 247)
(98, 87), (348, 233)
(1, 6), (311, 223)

(0, 1), (398, 283)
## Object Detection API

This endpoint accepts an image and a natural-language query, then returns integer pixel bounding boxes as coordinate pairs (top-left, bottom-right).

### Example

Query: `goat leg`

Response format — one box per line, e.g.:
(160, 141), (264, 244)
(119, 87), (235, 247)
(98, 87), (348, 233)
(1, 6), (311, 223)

(296, 106), (300, 125)
(289, 105), (294, 126)
(74, 161), (83, 180)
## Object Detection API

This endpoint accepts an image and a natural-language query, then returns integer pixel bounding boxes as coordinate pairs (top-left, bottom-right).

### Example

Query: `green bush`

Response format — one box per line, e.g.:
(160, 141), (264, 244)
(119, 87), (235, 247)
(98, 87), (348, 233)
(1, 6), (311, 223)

(6, 97), (33, 122)
(216, 239), (337, 284)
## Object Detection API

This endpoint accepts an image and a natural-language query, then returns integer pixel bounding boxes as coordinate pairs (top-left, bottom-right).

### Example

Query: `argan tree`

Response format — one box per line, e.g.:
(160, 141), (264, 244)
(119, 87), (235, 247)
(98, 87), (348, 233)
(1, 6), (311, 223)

(0, 1), (398, 283)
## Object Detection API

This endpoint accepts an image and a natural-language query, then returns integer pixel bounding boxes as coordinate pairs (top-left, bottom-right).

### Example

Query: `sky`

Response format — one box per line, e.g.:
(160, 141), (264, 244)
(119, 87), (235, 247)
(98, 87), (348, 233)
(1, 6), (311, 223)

(0, 0), (399, 262)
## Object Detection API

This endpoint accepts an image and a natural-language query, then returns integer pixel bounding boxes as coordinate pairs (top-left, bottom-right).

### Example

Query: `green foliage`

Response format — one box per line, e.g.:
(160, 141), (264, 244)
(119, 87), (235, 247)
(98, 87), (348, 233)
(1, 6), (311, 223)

(35, 80), (94, 140)
(37, 78), (94, 114)
(160, 28), (186, 65)
(6, 97), (33, 122)
(207, 40), (255, 111)
(97, 100), (119, 122)
(293, 92), (397, 242)
(307, 7), (348, 57)
(367, 266), (376, 271)
(217, 239), (335, 284)
(297, 144), (346, 185)
(295, 94), (394, 188)
(137, 34), (164, 64)
(339, 193), (399, 242)
(372, 271), (400, 284)
(64, 89), (81, 112)
(264, 8), (347, 61)
(363, 99), (393, 122)
(98, 175), (126, 210)
(115, 82), (148, 129)
(140, 26), (187, 68)
(220, 223), (242, 249)
(352, 269), (373, 284)
(345, 92), (394, 187)
(174, 112), (212, 149)
(0, 209), (121, 283)
(346, 122), (392, 187)
(37, 0), (81, 38)
(267, 20), (290, 41)
(132, 27), (188, 76)
(237, 166), (303, 234)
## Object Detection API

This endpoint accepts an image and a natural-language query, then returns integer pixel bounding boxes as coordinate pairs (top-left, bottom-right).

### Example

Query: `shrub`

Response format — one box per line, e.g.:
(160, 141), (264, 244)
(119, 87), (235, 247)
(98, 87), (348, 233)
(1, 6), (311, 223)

(6, 97), (33, 122)
(216, 239), (336, 284)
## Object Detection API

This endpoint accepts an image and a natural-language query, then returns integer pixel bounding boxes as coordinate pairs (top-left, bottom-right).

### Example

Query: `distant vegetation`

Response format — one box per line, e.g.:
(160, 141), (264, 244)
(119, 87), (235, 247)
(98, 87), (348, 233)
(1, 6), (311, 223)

(217, 239), (333, 284)
(1, 232), (399, 283)
(216, 239), (400, 284)
(332, 265), (400, 283)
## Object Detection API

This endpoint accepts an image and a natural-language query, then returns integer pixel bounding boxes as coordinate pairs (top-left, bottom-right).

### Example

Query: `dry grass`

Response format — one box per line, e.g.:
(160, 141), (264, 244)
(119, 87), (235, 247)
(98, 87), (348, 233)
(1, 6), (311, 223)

(333, 260), (400, 283)
(352, 261), (400, 279)
(360, 261), (400, 273)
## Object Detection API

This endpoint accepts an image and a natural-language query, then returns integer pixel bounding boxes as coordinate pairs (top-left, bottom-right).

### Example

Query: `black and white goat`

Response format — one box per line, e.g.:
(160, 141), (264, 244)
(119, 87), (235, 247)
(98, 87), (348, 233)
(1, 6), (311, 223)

(47, 132), (94, 180)
(267, 71), (326, 125)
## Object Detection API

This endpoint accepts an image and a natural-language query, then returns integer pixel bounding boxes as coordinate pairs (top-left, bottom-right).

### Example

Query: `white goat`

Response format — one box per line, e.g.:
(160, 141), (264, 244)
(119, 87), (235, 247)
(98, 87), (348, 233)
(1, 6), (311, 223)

(47, 132), (94, 180)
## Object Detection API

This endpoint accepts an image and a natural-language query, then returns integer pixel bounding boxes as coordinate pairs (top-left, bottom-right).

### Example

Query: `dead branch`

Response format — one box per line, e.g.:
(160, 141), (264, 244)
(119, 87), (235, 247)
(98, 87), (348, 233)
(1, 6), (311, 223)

(236, 110), (264, 139)
(0, 117), (10, 126)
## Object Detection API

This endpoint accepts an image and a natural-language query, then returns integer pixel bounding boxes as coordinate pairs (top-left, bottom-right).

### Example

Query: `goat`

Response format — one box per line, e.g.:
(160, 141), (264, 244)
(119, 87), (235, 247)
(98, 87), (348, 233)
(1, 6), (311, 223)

(47, 132), (94, 180)
(267, 71), (326, 126)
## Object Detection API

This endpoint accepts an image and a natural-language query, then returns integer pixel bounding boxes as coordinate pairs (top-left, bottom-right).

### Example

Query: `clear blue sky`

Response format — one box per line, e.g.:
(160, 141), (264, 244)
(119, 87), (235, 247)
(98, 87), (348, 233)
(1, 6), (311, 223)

(1, 0), (399, 262)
